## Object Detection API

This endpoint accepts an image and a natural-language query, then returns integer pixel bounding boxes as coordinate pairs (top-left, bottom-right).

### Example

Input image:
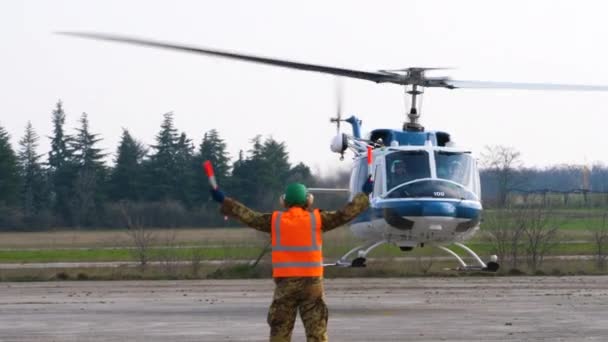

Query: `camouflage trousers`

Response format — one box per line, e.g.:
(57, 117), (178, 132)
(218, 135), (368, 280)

(267, 277), (328, 342)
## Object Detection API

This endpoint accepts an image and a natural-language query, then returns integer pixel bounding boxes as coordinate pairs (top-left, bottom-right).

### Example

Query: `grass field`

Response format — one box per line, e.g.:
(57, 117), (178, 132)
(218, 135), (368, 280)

(0, 228), (268, 249)
(0, 208), (605, 281)
(0, 228), (602, 264)
(0, 242), (600, 264)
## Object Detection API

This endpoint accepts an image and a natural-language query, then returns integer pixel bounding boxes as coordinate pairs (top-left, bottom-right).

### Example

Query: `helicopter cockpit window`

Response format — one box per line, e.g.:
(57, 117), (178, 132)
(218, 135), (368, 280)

(435, 152), (473, 188)
(385, 151), (430, 190)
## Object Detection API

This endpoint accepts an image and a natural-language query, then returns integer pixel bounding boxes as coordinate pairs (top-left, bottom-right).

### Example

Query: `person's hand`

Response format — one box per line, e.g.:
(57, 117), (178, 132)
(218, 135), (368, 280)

(210, 188), (225, 203)
(362, 176), (374, 195)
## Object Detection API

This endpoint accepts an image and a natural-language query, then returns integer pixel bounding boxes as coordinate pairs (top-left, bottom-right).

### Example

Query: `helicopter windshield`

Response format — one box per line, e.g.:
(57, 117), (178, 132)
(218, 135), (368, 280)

(435, 151), (473, 187)
(385, 150), (430, 190)
(384, 151), (480, 200)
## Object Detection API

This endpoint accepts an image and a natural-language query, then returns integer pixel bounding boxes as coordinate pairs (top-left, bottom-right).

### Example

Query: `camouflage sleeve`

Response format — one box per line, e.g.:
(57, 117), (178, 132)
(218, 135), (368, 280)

(220, 197), (272, 233)
(319, 192), (370, 232)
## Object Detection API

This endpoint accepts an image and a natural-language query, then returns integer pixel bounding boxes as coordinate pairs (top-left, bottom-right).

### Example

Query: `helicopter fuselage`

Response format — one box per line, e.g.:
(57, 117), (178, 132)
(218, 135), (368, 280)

(345, 127), (482, 251)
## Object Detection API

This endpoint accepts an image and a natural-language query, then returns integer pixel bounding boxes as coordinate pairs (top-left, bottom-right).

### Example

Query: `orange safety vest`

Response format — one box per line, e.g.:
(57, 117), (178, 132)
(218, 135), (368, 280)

(271, 207), (323, 277)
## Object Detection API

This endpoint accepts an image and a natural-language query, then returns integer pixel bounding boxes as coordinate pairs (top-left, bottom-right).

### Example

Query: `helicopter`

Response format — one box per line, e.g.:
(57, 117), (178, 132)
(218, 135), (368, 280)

(60, 32), (608, 271)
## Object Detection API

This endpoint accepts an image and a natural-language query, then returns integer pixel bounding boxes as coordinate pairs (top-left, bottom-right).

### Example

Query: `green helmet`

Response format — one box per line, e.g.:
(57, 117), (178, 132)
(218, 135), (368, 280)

(283, 183), (308, 206)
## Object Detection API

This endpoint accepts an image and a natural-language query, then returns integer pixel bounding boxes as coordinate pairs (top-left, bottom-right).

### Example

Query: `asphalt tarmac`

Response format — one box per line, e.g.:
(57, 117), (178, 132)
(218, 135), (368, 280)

(1, 276), (607, 341)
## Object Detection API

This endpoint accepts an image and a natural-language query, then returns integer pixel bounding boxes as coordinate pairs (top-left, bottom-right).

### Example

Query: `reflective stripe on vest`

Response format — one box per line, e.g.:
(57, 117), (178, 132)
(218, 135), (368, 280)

(271, 209), (323, 277)
(272, 212), (320, 252)
(273, 262), (324, 268)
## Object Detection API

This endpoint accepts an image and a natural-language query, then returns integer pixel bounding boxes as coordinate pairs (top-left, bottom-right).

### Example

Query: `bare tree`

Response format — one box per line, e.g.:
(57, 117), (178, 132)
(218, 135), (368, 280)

(481, 145), (523, 206)
(157, 229), (180, 276)
(121, 201), (156, 269)
(521, 203), (559, 272)
(190, 248), (203, 278)
(484, 206), (525, 269)
(249, 230), (272, 268)
(250, 241), (271, 268)
(415, 254), (434, 275)
(593, 213), (608, 271)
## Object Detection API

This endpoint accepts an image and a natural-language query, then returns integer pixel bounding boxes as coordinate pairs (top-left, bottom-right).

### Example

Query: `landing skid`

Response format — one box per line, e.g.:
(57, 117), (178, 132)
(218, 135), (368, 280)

(435, 242), (499, 272)
(329, 239), (388, 268)
(325, 239), (499, 272)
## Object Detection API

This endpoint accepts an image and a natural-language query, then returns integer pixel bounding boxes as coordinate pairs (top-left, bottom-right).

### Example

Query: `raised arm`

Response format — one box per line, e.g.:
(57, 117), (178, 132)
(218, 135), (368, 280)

(319, 192), (370, 232)
(210, 188), (272, 233)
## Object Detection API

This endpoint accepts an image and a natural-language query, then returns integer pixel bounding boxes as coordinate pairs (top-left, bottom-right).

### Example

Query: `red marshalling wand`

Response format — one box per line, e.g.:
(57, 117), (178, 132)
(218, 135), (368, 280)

(367, 146), (373, 179)
(203, 160), (218, 190)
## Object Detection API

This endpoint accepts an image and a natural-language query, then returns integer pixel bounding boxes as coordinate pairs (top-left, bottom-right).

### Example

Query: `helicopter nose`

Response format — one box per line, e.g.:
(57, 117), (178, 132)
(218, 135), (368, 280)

(421, 201), (457, 217)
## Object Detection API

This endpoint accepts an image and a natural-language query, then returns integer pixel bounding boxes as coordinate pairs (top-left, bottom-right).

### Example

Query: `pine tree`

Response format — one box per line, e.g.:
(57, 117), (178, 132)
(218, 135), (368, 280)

(258, 137), (291, 207)
(174, 132), (195, 206)
(48, 100), (75, 223)
(230, 149), (247, 200)
(69, 112), (106, 226)
(231, 136), (291, 209)
(145, 112), (179, 200)
(260, 138), (291, 184)
(231, 137), (261, 206)
(108, 129), (147, 201)
(48, 101), (70, 172)
(249, 135), (264, 160)
(287, 162), (314, 185)
(194, 129), (231, 202)
(71, 113), (105, 170)
(17, 122), (47, 219)
(0, 124), (20, 206)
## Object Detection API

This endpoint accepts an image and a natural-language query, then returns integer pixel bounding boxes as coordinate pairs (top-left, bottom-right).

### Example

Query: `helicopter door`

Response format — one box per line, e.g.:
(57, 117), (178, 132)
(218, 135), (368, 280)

(372, 158), (385, 197)
(349, 157), (368, 200)
(369, 158), (385, 230)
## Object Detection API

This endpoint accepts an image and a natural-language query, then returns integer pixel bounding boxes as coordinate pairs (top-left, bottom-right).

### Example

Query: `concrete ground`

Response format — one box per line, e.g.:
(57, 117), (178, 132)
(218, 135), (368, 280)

(0, 276), (607, 342)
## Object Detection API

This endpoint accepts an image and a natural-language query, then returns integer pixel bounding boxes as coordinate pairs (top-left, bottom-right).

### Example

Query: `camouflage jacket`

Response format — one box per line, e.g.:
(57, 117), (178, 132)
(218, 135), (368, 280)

(220, 192), (370, 233)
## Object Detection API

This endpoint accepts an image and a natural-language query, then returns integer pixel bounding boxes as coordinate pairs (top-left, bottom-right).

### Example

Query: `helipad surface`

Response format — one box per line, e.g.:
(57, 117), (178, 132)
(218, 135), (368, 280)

(1, 276), (607, 341)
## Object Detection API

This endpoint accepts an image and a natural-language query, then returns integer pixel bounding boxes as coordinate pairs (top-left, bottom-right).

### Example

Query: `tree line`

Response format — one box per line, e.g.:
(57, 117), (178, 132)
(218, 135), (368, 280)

(1, 102), (607, 230)
(480, 145), (608, 207)
(0, 101), (346, 231)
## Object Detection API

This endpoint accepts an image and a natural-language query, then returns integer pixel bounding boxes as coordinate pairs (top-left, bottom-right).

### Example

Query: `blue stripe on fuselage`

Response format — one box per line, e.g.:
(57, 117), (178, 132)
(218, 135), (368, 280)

(351, 199), (482, 224)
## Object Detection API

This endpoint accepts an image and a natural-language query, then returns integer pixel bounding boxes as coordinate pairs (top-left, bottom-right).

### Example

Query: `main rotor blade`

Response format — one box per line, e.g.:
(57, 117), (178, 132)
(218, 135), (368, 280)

(449, 80), (608, 91)
(57, 32), (396, 84)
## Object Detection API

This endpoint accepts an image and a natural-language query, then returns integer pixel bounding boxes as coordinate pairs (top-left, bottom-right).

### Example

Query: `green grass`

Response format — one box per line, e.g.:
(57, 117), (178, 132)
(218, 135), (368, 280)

(0, 246), (266, 263)
(0, 208), (606, 264)
(556, 218), (607, 230)
(483, 208), (608, 231)
(0, 241), (600, 264)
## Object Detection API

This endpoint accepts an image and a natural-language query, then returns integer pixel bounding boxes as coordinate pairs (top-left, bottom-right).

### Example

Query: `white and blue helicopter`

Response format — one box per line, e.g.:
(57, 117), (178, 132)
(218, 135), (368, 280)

(61, 32), (608, 271)
(321, 110), (489, 270)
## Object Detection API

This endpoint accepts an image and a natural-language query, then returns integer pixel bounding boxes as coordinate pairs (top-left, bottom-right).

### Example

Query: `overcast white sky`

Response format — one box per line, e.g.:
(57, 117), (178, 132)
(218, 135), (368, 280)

(2, 0), (607, 176)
